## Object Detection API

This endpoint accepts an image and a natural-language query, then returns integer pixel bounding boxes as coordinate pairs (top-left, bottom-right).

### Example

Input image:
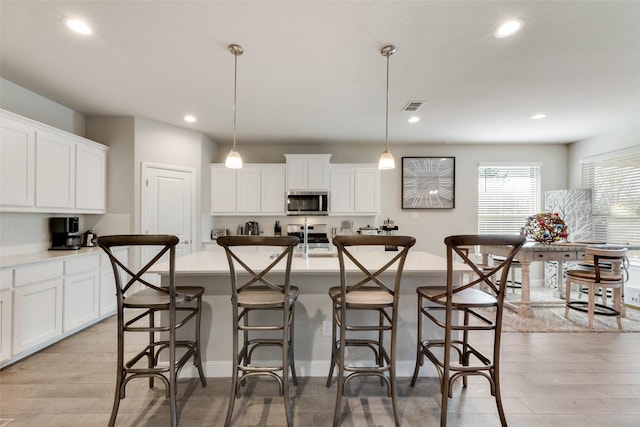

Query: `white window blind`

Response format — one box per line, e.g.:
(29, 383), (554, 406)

(582, 148), (640, 259)
(478, 164), (541, 234)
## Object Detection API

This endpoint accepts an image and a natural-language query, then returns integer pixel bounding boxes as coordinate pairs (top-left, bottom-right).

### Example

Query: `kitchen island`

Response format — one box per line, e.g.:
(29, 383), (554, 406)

(151, 248), (470, 378)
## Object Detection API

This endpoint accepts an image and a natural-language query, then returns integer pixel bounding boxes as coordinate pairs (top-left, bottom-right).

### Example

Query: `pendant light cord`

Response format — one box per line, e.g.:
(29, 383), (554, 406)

(385, 51), (390, 152)
(233, 51), (238, 151)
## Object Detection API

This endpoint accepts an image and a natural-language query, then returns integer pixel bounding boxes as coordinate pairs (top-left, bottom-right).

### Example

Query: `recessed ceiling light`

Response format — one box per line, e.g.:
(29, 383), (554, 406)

(408, 116), (420, 123)
(184, 115), (197, 123)
(64, 18), (93, 35)
(530, 113), (546, 120)
(495, 19), (524, 38)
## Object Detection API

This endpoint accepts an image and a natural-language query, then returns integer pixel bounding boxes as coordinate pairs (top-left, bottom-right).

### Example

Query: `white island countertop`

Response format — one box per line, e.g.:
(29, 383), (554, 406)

(151, 249), (470, 276)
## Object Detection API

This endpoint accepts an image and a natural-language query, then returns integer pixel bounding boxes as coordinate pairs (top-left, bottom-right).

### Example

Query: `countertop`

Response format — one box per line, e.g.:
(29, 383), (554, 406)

(150, 249), (470, 276)
(0, 247), (104, 269)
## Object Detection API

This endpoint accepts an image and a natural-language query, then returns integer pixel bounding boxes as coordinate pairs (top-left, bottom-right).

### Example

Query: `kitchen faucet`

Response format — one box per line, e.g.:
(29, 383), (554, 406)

(303, 216), (309, 259)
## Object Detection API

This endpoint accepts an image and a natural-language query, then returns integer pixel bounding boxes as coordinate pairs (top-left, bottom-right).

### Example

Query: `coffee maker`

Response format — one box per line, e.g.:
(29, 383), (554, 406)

(50, 217), (81, 250)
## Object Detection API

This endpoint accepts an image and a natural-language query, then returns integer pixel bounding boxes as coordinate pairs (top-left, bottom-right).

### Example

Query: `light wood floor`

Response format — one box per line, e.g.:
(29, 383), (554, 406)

(1, 315), (640, 426)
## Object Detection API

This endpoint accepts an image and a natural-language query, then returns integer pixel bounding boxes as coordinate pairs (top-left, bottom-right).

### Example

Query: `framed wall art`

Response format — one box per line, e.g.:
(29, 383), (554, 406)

(402, 157), (455, 209)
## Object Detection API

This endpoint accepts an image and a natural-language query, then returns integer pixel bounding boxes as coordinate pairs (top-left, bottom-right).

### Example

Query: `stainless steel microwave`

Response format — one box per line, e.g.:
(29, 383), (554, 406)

(286, 191), (329, 216)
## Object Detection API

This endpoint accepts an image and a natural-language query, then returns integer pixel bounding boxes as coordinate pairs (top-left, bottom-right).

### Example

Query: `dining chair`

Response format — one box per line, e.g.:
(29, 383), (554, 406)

(97, 234), (207, 427)
(410, 234), (525, 427)
(216, 235), (300, 427)
(565, 247), (628, 329)
(326, 234), (416, 427)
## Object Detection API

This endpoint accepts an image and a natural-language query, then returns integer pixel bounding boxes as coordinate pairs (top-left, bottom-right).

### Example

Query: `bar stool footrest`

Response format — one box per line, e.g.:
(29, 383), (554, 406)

(566, 300), (620, 317)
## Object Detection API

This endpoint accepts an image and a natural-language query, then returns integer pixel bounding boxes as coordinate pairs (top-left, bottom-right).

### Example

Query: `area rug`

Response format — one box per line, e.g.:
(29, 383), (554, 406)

(499, 305), (640, 333)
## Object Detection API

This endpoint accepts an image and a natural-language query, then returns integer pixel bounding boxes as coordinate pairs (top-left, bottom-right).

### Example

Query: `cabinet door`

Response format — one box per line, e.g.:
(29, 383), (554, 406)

(13, 278), (63, 354)
(286, 157), (308, 190)
(236, 166), (262, 213)
(0, 114), (35, 208)
(0, 290), (12, 363)
(75, 142), (106, 211)
(35, 130), (75, 209)
(64, 270), (99, 332)
(211, 165), (236, 213)
(99, 249), (127, 316)
(261, 165), (286, 214)
(354, 167), (380, 214)
(330, 166), (355, 214)
(307, 157), (330, 190)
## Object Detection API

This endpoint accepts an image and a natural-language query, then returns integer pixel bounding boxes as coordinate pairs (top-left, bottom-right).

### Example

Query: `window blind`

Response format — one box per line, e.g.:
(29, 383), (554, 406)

(582, 148), (640, 259)
(478, 164), (541, 234)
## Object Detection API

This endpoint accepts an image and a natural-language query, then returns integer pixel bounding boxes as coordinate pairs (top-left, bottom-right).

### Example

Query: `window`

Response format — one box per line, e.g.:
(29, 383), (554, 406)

(582, 147), (640, 260)
(478, 163), (541, 234)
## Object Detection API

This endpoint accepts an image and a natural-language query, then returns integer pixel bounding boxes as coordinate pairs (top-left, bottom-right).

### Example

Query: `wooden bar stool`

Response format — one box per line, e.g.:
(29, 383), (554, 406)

(217, 236), (300, 427)
(410, 234), (525, 427)
(326, 235), (416, 427)
(98, 234), (207, 427)
(565, 247), (628, 329)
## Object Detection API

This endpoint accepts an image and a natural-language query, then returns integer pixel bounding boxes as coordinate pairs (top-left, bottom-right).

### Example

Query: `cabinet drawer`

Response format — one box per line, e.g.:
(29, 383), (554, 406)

(532, 251), (578, 261)
(0, 269), (12, 290)
(65, 254), (100, 275)
(14, 261), (63, 287)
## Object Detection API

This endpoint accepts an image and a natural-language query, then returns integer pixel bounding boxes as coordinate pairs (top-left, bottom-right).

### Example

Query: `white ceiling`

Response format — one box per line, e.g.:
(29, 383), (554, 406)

(1, 1), (639, 147)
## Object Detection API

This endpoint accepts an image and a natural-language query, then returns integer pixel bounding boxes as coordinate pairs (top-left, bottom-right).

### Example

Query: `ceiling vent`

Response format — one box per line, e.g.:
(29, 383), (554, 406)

(402, 101), (425, 112)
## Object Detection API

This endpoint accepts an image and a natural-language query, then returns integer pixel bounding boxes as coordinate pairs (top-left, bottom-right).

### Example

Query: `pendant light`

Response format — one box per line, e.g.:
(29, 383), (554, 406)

(225, 43), (243, 169)
(378, 44), (396, 170)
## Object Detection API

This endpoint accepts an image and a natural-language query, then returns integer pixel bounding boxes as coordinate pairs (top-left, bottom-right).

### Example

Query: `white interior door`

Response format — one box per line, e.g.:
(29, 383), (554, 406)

(142, 163), (195, 259)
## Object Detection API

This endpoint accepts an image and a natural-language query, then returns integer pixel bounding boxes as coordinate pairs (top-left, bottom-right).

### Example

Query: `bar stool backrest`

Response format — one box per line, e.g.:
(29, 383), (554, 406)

(217, 236), (300, 300)
(443, 234), (526, 302)
(582, 247), (629, 282)
(98, 234), (180, 302)
(332, 234), (417, 301)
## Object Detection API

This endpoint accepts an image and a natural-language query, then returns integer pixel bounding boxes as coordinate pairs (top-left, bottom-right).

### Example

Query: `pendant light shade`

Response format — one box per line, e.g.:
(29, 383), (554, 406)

(378, 44), (396, 170)
(225, 43), (243, 169)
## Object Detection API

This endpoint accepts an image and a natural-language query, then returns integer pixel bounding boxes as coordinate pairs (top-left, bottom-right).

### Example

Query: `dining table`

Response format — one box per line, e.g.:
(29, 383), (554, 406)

(482, 241), (639, 317)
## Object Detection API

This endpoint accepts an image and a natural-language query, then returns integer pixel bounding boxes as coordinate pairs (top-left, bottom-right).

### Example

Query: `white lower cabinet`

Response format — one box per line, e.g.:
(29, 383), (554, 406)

(63, 254), (100, 332)
(2, 250), (127, 368)
(13, 277), (63, 354)
(63, 271), (99, 332)
(0, 289), (13, 363)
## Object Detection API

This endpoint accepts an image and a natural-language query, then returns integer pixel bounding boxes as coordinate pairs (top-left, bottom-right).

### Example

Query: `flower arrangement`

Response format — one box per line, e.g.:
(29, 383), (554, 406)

(523, 212), (568, 243)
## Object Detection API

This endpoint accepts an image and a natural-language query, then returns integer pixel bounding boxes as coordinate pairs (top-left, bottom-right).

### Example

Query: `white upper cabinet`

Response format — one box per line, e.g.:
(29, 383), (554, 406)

(0, 113), (35, 208)
(211, 163), (286, 215)
(330, 164), (380, 215)
(35, 129), (75, 209)
(284, 154), (331, 190)
(236, 166), (262, 214)
(211, 165), (237, 214)
(261, 165), (286, 214)
(75, 141), (107, 211)
(330, 165), (355, 214)
(0, 109), (107, 213)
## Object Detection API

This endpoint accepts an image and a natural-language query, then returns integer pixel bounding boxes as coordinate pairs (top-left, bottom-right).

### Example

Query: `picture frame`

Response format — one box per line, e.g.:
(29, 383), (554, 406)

(402, 157), (455, 209)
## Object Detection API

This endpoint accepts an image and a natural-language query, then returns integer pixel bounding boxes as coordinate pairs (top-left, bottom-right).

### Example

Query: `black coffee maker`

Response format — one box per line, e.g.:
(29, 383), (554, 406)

(50, 217), (81, 250)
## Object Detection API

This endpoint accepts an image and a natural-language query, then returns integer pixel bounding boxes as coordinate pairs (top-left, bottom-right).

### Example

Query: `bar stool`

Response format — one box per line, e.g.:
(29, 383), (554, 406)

(326, 235), (416, 427)
(97, 234), (207, 427)
(410, 234), (525, 427)
(217, 236), (300, 427)
(565, 247), (628, 329)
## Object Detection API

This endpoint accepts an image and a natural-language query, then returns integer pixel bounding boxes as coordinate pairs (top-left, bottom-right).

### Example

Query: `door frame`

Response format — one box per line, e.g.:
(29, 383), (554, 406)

(140, 162), (197, 254)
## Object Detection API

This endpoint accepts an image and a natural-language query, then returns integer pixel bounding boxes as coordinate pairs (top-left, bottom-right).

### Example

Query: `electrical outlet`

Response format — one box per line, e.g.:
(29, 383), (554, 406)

(411, 212), (419, 219)
(322, 320), (332, 337)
